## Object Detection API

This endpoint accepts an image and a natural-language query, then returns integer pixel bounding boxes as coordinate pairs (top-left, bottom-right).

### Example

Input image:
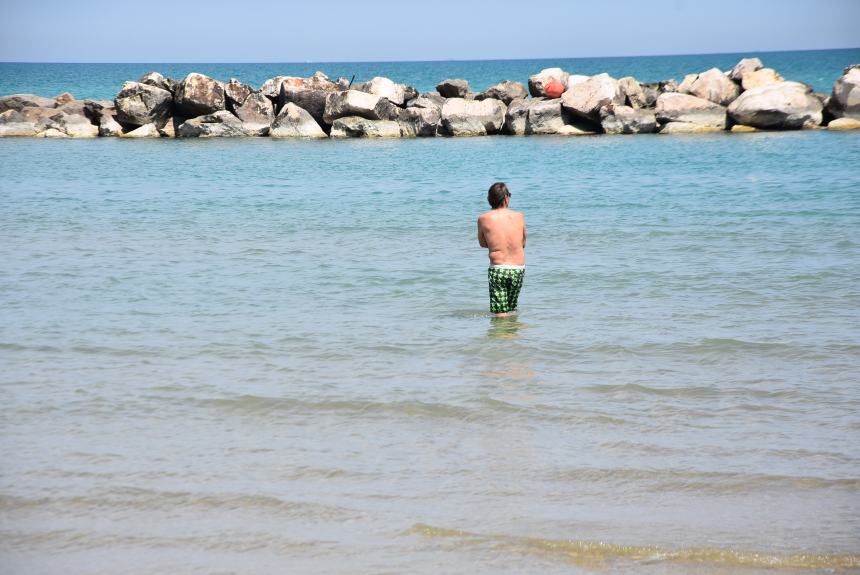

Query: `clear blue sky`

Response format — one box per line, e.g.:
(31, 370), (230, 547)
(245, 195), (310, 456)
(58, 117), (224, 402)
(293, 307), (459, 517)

(1, 0), (857, 62)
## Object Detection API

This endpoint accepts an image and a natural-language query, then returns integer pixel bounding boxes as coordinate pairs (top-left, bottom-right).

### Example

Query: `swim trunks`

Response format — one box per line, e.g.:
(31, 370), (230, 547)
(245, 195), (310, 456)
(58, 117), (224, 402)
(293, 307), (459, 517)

(488, 265), (525, 314)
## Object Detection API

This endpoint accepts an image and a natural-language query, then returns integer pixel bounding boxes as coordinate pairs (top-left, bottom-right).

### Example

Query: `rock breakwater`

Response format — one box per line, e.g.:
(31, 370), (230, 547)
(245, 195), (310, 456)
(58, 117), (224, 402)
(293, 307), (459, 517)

(1, 59), (858, 139)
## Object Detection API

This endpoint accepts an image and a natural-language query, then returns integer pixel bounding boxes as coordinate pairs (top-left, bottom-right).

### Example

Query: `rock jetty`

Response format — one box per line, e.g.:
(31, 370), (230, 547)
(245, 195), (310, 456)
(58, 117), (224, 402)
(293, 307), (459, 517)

(1, 59), (859, 139)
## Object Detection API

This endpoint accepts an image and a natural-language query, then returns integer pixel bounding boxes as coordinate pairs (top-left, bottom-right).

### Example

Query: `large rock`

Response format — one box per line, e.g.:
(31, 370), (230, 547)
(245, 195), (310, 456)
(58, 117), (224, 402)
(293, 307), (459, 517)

(561, 73), (624, 121)
(260, 72), (341, 100)
(53, 92), (75, 106)
(828, 66), (860, 119)
(528, 68), (570, 97)
(677, 73), (698, 94)
(741, 68), (783, 91)
(139, 71), (175, 92)
(655, 92), (727, 132)
(827, 117), (860, 130)
(525, 98), (567, 135)
(436, 79), (471, 99)
(727, 81), (823, 129)
(270, 103), (327, 138)
(279, 87), (332, 128)
(114, 81), (173, 127)
(225, 79), (254, 107)
(475, 80), (528, 105)
(330, 117), (402, 138)
(503, 98), (531, 135)
(729, 57), (763, 82)
(0, 108), (50, 136)
(618, 77), (648, 108)
(600, 104), (657, 134)
(361, 77), (407, 106)
(231, 91), (274, 131)
(398, 106), (441, 137)
(0, 94), (58, 114)
(687, 68), (740, 106)
(121, 123), (161, 138)
(174, 73), (225, 118)
(439, 98), (506, 136)
(406, 93), (446, 111)
(177, 110), (265, 137)
(46, 108), (99, 138)
(323, 90), (394, 124)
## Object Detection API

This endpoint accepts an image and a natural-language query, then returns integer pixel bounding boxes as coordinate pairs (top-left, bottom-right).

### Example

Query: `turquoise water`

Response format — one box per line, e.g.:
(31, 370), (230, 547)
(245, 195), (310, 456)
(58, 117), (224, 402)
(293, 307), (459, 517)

(1, 48), (859, 99)
(1, 129), (859, 574)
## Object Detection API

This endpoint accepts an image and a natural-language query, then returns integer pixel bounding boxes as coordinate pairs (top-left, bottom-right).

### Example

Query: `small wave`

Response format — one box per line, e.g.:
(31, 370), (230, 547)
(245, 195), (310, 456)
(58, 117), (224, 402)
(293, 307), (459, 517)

(545, 467), (860, 494)
(407, 523), (860, 569)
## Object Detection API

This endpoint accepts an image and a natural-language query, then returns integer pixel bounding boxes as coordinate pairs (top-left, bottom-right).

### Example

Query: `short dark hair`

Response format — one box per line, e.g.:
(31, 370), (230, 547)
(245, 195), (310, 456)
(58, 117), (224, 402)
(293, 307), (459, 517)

(487, 182), (510, 208)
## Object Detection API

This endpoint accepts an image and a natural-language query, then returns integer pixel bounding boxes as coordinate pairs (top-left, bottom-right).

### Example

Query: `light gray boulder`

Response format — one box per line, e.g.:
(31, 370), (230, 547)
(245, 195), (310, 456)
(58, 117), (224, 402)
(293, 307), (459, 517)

(0, 94), (58, 113)
(177, 110), (265, 137)
(687, 68), (740, 106)
(46, 107), (99, 138)
(261, 71), (341, 100)
(398, 106), (441, 137)
(655, 92), (727, 132)
(436, 79), (472, 99)
(330, 117), (403, 138)
(525, 98), (567, 134)
(741, 68), (783, 91)
(440, 97), (506, 136)
(566, 75), (589, 90)
(475, 80), (528, 105)
(121, 122), (161, 138)
(828, 65), (860, 119)
(618, 77), (648, 108)
(175, 73), (225, 118)
(231, 91), (274, 131)
(407, 93), (446, 111)
(677, 73), (698, 94)
(114, 81), (173, 127)
(528, 68), (570, 97)
(361, 76), (408, 106)
(139, 71), (174, 93)
(270, 103), (327, 138)
(0, 109), (44, 136)
(323, 90), (396, 124)
(225, 79), (253, 107)
(503, 98), (532, 135)
(729, 57), (763, 82)
(600, 104), (657, 134)
(561, 73), (624, 122)
(659, 79), (679, 93)
(728, 81), (823, 129)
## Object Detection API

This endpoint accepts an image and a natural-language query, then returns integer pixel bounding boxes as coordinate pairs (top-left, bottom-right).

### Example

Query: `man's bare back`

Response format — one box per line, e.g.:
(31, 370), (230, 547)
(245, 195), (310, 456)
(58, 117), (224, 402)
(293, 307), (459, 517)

(478, 206), (526, 266)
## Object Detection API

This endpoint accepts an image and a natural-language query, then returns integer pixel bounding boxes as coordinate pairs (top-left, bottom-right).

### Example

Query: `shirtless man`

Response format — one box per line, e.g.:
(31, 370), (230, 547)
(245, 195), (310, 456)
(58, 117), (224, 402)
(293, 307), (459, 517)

(477, 182), (526, 317)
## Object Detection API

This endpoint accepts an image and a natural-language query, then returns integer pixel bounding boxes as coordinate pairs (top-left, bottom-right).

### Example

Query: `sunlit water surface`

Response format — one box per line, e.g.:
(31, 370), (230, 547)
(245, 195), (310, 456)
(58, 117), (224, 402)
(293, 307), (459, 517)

(1, 131), (859, 574)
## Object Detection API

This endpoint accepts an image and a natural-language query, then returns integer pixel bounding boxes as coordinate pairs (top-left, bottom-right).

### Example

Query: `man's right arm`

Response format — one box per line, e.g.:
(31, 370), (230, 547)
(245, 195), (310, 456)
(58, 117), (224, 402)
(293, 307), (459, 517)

(477, 217), (487, 248)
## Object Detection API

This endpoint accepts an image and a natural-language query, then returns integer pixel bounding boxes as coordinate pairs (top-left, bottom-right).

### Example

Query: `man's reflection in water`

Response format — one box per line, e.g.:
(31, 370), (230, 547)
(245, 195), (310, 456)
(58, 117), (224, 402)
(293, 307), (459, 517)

(487, 315), (526, 340)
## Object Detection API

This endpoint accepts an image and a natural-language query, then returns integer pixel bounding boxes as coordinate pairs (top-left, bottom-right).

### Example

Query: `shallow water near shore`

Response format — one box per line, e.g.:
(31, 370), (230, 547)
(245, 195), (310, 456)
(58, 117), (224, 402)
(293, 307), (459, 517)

(1, 130), (860, 574)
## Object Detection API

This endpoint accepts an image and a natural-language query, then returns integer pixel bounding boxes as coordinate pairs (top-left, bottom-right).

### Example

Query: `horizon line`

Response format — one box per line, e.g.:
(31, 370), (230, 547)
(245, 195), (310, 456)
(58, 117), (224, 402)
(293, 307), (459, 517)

(2, 46), (858, 66)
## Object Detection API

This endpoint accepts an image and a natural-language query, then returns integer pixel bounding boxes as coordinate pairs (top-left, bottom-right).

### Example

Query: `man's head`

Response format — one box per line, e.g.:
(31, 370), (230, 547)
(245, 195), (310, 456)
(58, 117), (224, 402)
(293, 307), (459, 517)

(487, 182), (510, 209)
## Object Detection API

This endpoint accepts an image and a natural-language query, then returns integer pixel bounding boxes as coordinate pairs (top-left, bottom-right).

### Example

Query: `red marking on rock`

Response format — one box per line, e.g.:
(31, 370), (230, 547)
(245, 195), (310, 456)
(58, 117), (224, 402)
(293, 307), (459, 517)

(544, 80), (565, 99)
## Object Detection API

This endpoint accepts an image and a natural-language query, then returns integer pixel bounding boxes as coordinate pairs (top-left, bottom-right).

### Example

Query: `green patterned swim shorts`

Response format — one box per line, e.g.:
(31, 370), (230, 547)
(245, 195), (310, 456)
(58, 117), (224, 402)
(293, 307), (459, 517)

(488, 265), (525, 314)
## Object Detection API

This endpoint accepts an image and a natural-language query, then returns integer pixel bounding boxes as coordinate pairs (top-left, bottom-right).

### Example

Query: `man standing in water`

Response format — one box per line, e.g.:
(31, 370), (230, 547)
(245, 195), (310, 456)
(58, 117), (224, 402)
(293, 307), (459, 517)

(478, 182), (526, 317)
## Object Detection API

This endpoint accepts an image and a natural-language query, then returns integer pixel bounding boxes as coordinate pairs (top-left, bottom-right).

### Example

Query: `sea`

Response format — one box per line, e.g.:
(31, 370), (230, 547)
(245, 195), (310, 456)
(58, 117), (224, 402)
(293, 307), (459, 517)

(1, 49), (859, 574)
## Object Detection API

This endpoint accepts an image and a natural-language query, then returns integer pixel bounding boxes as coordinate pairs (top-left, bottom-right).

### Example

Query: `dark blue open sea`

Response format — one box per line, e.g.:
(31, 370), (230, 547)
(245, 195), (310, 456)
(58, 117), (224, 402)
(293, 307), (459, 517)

(1, 50), (859, 574)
